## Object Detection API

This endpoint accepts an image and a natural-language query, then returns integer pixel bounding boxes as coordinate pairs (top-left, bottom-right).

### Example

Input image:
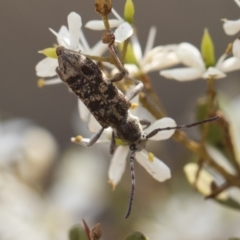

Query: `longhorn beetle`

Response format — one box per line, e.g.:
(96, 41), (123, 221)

(56, 30), (220, 218)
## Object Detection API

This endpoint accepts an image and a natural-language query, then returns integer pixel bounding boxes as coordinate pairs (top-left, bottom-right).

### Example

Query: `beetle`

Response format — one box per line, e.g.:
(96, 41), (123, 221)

(55, 33), (219, 218)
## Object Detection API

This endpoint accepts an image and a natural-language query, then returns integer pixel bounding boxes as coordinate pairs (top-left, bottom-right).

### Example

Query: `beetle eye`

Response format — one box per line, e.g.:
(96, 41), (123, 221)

(130, 144), (136, 151)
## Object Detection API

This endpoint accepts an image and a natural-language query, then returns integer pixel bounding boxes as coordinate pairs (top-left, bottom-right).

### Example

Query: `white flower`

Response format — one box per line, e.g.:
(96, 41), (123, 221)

(0, 118), (58, 185)
(136, 193), (240, 240)
(184, 162), (229, 200)
(85, 8), (133, 43)
(72, 93), (174, 189)
(222, 0), (240, 59)
(35, 12), (107, 86)
(86, 9), (179, 76)
(108, 26), (179, 78)
(219, 95), (240, 164)
(72, 117), (174, 189)
(125, 27), (179, 76)
(160, 42), (240, 81)
(184, 95), (240, 205)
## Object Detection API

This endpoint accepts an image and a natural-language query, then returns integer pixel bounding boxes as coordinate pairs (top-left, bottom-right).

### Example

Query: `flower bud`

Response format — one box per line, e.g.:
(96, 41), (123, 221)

(95, 0), (112, 16)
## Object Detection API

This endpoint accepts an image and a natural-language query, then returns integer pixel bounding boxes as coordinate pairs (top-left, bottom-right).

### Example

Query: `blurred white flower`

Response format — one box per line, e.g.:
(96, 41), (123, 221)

(0, 118), (58, 185)
(0, 171), (72, 240)
(108, 26), (179, 78)
(222, 0), (240, 59)
(126, 28), (179, 76)
(184, 95), (240, 205)
(0, 123), (109, 239)
(219, 95), (240, 164)
(184, 162), (229, 200)
(160, 42), (240, 81)
(36, 12), (107, 86)
(85, 8), (133, 43)
(136, 193), (240, 240)
(48, 147), (108, 221)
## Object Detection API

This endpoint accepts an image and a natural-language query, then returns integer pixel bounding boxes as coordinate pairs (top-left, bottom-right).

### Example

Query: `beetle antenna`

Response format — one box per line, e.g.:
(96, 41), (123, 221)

(125, 150), (136, 219)
(147, 116), (220, 139)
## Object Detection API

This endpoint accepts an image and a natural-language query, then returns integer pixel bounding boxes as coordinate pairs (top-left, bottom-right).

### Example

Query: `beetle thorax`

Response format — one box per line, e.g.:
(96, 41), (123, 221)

(114, 112), (142, 144)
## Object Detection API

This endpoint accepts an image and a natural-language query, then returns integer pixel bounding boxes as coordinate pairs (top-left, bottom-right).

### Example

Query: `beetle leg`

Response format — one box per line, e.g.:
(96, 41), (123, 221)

(110, 131), (116, 154)
(87, 127), (105, 146)
(105, 30), (144, 98)
(139, 119), (151, 129)
(127, 81), (144, 101)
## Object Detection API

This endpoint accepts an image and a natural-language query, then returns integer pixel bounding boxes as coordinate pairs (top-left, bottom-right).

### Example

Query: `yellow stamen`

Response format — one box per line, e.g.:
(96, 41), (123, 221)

(130, 103), (138, 110)
(108, 180), (116, 191)
(37, 79), (45, 88)
(148, 152), (155, 162)
(74, 135), (83, 143)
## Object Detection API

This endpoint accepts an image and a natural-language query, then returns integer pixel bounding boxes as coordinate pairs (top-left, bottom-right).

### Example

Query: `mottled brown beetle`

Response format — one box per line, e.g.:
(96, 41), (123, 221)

(56, 31), (219, 218)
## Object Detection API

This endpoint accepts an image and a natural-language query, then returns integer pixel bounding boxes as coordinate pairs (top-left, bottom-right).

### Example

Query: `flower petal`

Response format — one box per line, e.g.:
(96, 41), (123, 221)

(141, 45), (179, 72)
(202, 67), (226, 79)
(111, 8), (124, 21)
(38, 78), (62, 87)
(206, 145), (235, 175)
(35, 58), (58, 77)
(142, 52), (179, 73)
(145, 117), (176, 141)
(222, 19), (240, 35)
(123, 63), (139, 76)
(57, 25), (70, 46)
(160, 67), (203, 81)
(71, 135), (109, 146)
(88, 114), (102, 133)
(49, 28), (70, 48)
(131, 32), (143, 61)
(114, 22), (133, 43)
(143, 26), (157, 56)
(78, 99), (89, 121)
(87, 115), (111, 136)
(235, 0), (240, 8)
(219, 56), (240, 72)
(184, 163), (228, 200)
(136, 150), (171, 182)
(68, 12), (82, 50)
(88, 40), (108, 56)
(85, 19), (122, 30)
(79, 28), (89, 51)
(177, 43), (205, 70)
(108, 146), (128, 189)
(233, 38), (240, 59)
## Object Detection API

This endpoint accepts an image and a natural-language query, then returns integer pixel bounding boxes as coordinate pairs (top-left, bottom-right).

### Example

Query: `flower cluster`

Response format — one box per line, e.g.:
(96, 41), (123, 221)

(35, 7), (181, 190)
(223, 0), (240, 59)
(35, 0), (240, 218)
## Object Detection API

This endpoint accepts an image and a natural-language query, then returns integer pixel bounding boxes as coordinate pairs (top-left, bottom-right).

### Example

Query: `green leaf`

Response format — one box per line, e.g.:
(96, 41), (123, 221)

(124, 0), (135, 24)
(69, 225), (88, 240)
(201, 28), (215, 67)
(124, 231), (148, 240)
